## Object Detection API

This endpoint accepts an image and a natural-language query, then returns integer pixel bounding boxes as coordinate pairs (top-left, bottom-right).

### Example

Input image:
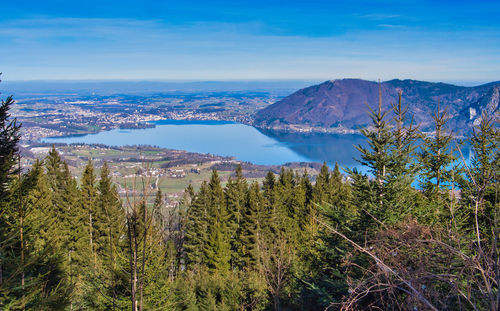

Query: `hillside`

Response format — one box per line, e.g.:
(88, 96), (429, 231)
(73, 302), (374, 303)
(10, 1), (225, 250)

(254, 79), (500, 134)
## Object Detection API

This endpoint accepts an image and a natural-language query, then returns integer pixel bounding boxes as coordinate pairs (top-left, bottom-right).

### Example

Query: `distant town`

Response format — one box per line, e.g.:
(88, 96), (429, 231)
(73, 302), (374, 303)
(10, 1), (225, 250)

(11, 90), (325, 206)
(11, 92), (279, 143)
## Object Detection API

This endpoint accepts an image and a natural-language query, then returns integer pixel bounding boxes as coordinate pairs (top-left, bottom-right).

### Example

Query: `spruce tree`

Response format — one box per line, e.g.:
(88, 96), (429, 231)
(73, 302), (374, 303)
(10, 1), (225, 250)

(275, 168), (296, 231)
(60, 159), (84, 308)
(175, 184), (194, 274)
(86, 161), (127, 310)
(262, 170), (276, 208)
(0, 87), (20, 204)
(184, 182), (210, 270)
(353, 85), (393, 218)
(239, 181), (265, 270)
(81, 160), (98, 269)
(2, 161), (71, 310)
(386, 91), (420, 220)
(25, 162), (71, 309)
(300, 169), (313, 209)
(153, 188), (164, 234)
(205, 170), (231, 272)
(418, 100), (459, 223)
(224, 164), (248, 269)
(0, 87), (21, 303)
(312, 163), (331, 205)
(418, 100), (457, 197)
(310, 163), (332, 233)
(315, 163), (355, 309)
(459, 113), (499, 237)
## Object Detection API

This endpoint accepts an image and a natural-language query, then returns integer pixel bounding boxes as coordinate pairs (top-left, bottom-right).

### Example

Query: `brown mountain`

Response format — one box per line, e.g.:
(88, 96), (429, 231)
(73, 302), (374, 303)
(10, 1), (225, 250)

(254, 79), (500, 134)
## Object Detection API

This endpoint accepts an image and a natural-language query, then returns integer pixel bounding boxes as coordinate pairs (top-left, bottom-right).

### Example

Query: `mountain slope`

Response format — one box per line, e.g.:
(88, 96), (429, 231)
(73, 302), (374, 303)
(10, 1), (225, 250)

(254, 79), (500, 134)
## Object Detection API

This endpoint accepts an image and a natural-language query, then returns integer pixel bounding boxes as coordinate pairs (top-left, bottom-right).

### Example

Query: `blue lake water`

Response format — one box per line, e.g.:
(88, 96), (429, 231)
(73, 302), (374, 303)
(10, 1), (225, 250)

(42, 120), (368, 168)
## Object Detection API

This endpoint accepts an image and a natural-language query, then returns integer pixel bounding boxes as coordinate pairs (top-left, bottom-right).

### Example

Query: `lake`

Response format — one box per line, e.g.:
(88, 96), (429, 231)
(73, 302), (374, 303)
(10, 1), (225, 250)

(42, 119), (367, 168)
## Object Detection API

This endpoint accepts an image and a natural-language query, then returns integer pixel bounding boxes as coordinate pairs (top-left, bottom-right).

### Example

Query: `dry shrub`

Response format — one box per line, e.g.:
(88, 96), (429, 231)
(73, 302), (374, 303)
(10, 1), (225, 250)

(341, 219), (482, 311)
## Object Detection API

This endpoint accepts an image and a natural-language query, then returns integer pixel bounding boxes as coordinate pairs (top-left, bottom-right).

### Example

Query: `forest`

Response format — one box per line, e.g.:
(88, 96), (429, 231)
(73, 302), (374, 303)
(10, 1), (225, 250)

(0, 90), (498, 310)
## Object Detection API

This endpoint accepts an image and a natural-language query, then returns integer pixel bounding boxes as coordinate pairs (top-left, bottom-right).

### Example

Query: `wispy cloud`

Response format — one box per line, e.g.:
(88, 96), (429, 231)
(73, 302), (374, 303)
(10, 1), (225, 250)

(377, 24), (408, 29)
(360, 13), (402, 20)
(0, 13), (499, 82)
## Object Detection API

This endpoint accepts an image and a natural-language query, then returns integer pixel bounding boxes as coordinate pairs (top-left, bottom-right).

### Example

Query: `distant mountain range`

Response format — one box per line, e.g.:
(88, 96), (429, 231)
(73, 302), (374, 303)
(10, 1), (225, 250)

(254, 79), (500, 135)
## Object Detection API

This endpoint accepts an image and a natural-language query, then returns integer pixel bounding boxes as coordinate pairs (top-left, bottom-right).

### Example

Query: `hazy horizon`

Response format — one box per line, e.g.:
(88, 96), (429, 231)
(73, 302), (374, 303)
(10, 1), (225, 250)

(1, 77), (496, 90)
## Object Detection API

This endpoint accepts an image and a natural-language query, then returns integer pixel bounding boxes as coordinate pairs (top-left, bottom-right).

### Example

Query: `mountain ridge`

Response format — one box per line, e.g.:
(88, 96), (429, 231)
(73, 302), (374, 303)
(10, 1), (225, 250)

(253, 78), (500, 134)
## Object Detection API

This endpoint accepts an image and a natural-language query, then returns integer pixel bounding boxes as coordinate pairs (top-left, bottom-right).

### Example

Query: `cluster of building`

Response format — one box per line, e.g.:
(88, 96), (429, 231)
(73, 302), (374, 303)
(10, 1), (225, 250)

(13, 100), (164, 142)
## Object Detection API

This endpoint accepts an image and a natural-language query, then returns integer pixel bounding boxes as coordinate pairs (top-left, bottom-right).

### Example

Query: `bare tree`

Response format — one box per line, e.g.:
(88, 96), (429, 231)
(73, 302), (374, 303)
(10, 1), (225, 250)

(124, 163), (155, 311)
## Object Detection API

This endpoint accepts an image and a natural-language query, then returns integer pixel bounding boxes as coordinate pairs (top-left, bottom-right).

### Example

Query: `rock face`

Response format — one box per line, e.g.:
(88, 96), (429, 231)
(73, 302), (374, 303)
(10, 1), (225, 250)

(254, 79), (500, 134)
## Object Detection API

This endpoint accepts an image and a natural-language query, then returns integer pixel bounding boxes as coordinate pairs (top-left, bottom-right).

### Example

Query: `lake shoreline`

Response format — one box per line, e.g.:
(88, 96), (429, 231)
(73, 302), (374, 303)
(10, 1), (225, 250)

(41, 119), (367, 168)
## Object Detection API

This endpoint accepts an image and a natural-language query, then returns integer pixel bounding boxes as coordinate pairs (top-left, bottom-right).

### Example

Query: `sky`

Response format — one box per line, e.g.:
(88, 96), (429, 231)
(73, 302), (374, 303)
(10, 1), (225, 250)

(0, 0), (499, 84)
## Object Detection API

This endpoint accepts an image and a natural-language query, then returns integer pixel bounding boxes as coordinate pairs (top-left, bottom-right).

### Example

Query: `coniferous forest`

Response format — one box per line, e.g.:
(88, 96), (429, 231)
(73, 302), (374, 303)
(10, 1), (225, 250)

(1, 90), (499, 310)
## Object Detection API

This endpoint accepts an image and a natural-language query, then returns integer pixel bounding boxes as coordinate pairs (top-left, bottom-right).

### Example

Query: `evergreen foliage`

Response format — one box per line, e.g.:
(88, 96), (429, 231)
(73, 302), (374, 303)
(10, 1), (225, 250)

(1, 87), (498, 311)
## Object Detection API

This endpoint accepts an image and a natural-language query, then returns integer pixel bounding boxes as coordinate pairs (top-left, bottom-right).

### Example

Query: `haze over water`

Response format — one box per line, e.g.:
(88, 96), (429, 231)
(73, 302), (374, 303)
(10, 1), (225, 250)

(43, 120), (366, 168)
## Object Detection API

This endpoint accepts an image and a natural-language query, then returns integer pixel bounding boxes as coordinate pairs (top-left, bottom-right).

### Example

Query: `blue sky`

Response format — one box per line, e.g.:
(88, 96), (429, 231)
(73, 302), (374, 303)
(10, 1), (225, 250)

(0, 0), (499, 83)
